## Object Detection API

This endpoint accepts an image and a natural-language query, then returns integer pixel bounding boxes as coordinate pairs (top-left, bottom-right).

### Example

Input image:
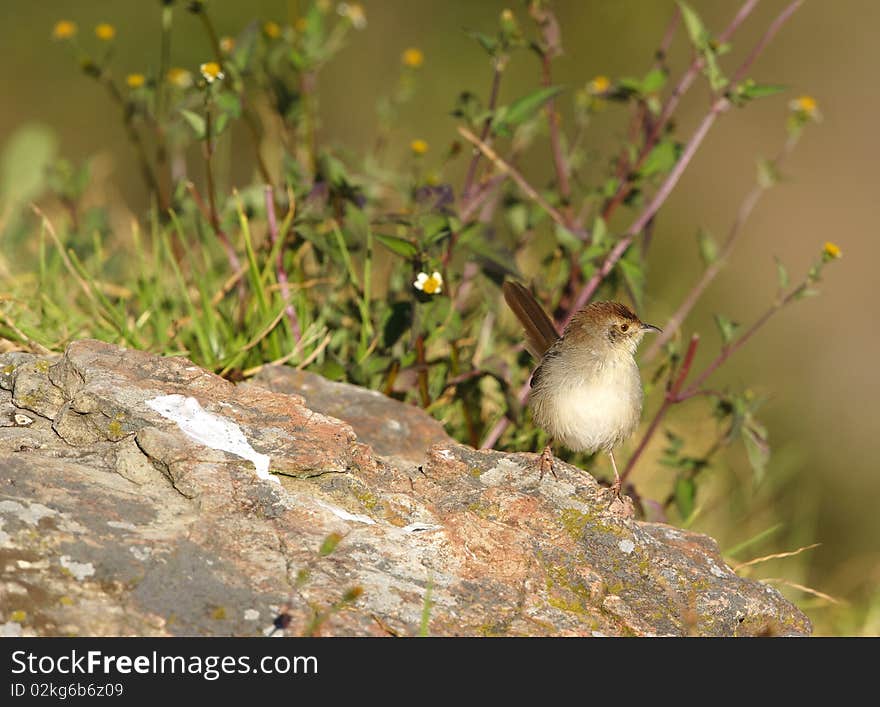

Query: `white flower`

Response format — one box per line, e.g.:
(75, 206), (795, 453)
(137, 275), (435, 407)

(200, 62), (225, 84)
(337, 3), (367, 30)
(413, 271), (443, 295)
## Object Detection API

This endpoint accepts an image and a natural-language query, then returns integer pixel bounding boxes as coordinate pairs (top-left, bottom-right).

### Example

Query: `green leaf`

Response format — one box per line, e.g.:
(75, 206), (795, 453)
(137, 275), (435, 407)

(467, 30), (498, 55)
(180, 109), (206, 139)
(742, 418), (770, 485)
(1, 123), (58, 207)
(505, 202), (529, 235)
(638, 140), (680, 178)
(677, 1), (709, 49)
(618, 253), (645, 309)
(641, 68), (667, 94)
(554, 223), (582, 251)
(737, 81), (787, 101)
(492, 85), (565, 136)
(674, 476), (696, 520)
(756, 158), (780, 189)
(213, 113), (230, 137)
(714, 313), (739, 346)
(458, 228), (520, 280)
(375, 233), (418, 259)
(794, 286), (821, 300)
(697, 227), (718, 266)
(592, 216), (608, 246)
(215, 91), (243, 118)
(319, 532), (343, 556)
(775, 257), (789, 290)
(704, 52), (728, 92)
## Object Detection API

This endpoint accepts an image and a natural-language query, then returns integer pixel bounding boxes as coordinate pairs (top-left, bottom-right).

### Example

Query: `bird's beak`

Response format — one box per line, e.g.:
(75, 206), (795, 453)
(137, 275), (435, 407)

(641, 322), (662, 333)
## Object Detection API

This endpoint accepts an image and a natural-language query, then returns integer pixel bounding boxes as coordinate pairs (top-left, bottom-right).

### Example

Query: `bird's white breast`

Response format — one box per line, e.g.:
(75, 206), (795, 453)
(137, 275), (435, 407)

(530, 353), (643, 453)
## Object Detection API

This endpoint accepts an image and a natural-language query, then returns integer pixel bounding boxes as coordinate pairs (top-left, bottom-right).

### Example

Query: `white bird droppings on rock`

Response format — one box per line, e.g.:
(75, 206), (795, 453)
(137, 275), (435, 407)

(0, 500), (57, 526)
(1, 621), (23, 637)
(618, 539), (635, 554)
(315, 499), (375, 525)
(146, 394), (277, 484)
(60, 556), (95, 581)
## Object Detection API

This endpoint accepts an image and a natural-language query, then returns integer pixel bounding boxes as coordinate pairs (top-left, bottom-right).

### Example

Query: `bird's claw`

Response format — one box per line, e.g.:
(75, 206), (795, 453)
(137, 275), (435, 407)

(539, 445), (557, 481)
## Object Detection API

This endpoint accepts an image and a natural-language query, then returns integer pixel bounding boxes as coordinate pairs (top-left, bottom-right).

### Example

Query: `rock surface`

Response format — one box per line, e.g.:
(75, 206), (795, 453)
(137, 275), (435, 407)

(0, 340), (811, 637)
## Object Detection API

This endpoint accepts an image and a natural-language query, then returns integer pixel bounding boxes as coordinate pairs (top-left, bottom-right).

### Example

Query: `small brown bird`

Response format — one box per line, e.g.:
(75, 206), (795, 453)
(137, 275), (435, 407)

(503, 281), (660, 494)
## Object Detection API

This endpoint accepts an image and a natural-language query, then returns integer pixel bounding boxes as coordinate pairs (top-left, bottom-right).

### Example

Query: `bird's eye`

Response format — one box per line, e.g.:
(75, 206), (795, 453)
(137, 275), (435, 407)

(620, 323), (629, 332)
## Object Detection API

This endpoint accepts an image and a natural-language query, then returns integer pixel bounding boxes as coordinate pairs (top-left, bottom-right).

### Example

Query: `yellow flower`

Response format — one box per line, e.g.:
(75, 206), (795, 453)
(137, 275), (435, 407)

(219, 36), (236, 54)
(295, 17), (309, 32)
(588, 75), (611, 95)
(501, 9), (515, 23)
(95, 23), (116, 41)
(410, 139), (429, 155)
(790, 95), (817, 116)
(337, 2), (367, 30)
(263, 21), (281, 39)
(167, 67), (193, 88)
(414, 271), (443, 295)
(823, 241), (842, 259)
(126, 73), (146, 89)
(200, 61), (224, 84)
(52, 20), (77, 40)
(402, 48), (424, 68)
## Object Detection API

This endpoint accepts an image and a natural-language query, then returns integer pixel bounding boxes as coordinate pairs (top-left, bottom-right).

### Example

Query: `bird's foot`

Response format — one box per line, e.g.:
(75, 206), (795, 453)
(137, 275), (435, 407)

(539, 445), (557, 481)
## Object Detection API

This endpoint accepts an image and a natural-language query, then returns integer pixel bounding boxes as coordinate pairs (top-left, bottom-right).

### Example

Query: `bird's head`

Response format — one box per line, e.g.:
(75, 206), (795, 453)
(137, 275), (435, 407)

(565, 301), (661, 356)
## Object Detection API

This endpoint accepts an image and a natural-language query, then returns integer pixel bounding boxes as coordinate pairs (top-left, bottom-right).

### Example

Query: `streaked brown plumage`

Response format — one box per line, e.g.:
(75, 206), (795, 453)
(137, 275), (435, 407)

(503, 281), (660, 492)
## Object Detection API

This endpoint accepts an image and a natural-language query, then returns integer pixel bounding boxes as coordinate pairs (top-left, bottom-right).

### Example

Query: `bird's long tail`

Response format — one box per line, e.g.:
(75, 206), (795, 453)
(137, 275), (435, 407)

(502, 281), (560, 359)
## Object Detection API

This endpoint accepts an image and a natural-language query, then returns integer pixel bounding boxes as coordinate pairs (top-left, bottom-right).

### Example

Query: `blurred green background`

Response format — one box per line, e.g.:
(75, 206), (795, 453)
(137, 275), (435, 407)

(1, 1), (877, 634)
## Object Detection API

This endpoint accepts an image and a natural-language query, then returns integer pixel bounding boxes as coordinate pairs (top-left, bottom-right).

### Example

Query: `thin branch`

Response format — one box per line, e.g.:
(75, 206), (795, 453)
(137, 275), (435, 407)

(733, 543), (821, 571)
(458, 126), (580, 238)
(731, 0), (805, 86)
(461, 65), (503, 203)
(620, 333), (700, 484)
(759, 578), (843, 605)
(677, 281), (803, 401)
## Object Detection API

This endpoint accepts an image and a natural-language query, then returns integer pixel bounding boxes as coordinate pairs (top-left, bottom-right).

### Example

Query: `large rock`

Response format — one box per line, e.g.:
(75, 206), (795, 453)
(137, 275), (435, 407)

(0, 340), (810, 636)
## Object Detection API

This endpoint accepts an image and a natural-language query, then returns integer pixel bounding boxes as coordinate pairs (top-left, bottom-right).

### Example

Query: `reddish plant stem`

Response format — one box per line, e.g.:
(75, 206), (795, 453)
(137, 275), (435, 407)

(541, 53), (573, 223)
(458, 126), (577, 238)
(264, 185), (301, 343)
(461, 66), (503, 204)
(415, 334), (430, 408)
(625, 271), (808, 480)
(655, 5), (682, 67)
(621, 334), (699, 484)
(731, 0), (804, 86)
(186, 181), (244, 300)
(677, 281), (804, 401)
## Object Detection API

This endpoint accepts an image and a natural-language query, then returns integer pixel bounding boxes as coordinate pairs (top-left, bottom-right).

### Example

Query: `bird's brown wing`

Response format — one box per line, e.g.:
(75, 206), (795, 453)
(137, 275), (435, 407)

(502, 281), (560, 359)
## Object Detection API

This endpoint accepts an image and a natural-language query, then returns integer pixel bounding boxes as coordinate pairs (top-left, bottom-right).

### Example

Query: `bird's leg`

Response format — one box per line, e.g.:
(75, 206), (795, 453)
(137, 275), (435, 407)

(539, 443), (557, 480)
(608, 449), (621, 497)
